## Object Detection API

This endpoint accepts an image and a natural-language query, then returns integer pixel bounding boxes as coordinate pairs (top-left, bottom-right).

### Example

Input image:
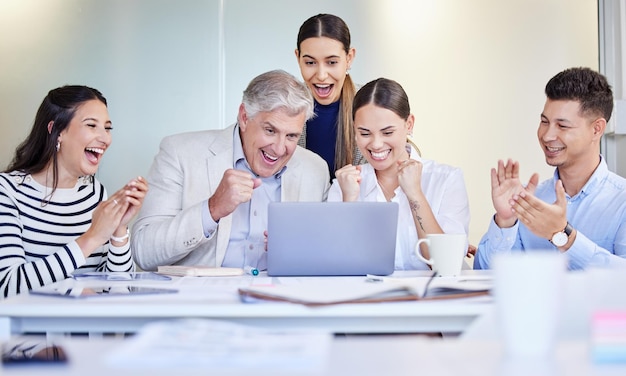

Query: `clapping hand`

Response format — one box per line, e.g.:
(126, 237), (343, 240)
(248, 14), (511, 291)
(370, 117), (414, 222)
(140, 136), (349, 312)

(115, 176), (149, 228)
(78, 176), (148, 255)
(511, 179), (568, 241)
(491, 159), (538, 228)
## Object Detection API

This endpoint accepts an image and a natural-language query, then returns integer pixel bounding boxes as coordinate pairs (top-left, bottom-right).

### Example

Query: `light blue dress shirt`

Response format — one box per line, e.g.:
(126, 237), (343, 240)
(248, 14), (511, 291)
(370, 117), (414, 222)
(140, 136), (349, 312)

(201, 126), (283, 270)
(475, 157), (626, 270)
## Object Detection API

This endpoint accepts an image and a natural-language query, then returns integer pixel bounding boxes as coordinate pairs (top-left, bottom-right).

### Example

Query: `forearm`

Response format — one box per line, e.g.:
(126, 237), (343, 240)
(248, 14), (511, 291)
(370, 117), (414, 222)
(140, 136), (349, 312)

(415, 168), (470, 235)
(131, 201), (207, 271)
(474, 216), (520, 269)
(408, 195), (444, 239)
(565, 230), (626, 270)
(102, 242), (135, 272)
(75, 230), (108, 259)
(0, 242), (85, 298)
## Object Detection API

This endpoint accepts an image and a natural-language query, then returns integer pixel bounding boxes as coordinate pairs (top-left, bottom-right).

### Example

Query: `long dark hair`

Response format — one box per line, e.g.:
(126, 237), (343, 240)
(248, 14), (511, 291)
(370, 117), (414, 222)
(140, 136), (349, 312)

(5, 85), (107, 192)
(297, 13), (357, 168)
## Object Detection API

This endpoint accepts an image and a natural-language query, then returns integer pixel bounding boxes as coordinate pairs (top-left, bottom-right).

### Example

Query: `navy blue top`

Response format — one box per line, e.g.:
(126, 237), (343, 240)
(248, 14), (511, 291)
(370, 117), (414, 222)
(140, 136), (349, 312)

(306, 100), (340, 178)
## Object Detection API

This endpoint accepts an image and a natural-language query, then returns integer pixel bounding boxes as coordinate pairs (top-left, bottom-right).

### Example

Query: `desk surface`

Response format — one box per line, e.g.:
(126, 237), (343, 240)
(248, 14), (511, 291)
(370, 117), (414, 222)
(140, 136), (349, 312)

(0, 271), (491, 338)
(2, 336), (625, 376)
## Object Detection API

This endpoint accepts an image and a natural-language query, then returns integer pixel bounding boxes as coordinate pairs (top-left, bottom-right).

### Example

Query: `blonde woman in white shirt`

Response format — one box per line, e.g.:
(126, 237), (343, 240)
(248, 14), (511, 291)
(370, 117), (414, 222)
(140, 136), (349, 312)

(327, 78), (470, 270)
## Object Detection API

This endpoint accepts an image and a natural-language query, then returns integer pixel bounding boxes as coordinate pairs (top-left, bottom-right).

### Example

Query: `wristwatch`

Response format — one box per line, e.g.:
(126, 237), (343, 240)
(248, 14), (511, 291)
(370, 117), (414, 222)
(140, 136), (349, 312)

(550, 222), (573, 247)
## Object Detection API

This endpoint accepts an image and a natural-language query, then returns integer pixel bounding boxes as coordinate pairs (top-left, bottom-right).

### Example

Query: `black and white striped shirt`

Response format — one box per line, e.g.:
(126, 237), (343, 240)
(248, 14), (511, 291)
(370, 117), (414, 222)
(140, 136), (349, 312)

(0, 172), (133, 298)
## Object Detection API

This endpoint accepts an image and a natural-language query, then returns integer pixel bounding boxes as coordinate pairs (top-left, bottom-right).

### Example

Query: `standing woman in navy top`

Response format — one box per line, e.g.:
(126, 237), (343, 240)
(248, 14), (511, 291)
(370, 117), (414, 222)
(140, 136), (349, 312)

(295, 14), (364, 179)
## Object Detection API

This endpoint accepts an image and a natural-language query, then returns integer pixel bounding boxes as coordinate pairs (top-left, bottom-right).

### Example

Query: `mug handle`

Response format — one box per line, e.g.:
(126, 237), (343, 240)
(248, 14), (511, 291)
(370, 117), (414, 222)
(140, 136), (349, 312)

(414, 238), (433, 265)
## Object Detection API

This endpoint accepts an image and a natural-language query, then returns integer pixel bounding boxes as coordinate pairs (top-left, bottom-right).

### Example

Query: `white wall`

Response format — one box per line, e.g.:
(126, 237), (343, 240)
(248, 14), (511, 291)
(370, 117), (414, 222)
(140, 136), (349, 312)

(0, 0), (219, 182)
(0, 0), (598, 246)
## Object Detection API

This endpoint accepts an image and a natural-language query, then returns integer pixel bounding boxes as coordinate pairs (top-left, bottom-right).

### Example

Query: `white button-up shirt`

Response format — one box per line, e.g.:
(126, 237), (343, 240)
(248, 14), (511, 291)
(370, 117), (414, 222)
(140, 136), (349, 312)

(328, 148), (470, 270)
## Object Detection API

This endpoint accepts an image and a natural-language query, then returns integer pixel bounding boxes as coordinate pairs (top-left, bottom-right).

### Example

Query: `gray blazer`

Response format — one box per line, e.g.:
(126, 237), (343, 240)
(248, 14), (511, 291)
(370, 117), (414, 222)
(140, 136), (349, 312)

(132, 124), (330, 270)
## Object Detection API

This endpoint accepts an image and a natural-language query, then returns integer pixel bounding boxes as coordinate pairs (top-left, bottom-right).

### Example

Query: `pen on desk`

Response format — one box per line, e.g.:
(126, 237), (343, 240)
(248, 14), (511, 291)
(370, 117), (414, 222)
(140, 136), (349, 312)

(244, 266), (259, 276)
(421, 271), (438, 299)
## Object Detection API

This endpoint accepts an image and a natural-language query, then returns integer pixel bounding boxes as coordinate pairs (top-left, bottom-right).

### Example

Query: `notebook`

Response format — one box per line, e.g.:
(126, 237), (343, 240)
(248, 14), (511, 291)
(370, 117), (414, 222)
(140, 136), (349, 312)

(267, 202), (399, 276)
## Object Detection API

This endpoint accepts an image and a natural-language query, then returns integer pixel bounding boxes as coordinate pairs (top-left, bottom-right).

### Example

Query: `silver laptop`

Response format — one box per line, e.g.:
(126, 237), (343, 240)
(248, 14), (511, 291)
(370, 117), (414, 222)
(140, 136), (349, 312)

(267, 202), (399, 276)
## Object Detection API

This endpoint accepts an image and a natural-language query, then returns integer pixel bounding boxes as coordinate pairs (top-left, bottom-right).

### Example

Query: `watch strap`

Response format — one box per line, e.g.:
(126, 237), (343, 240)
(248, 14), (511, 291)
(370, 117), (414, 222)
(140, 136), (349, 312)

(563, 222), (573, 236)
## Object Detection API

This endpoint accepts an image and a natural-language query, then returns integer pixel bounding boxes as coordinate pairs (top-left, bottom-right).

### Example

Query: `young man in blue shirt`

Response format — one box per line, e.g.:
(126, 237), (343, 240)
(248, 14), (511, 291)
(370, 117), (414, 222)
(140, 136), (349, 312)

(475, 67), (626, 270)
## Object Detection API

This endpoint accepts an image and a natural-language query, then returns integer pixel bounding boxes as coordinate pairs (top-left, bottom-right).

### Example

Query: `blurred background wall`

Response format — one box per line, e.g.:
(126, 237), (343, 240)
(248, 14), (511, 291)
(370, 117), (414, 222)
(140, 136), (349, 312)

(0, 0), (600, 246)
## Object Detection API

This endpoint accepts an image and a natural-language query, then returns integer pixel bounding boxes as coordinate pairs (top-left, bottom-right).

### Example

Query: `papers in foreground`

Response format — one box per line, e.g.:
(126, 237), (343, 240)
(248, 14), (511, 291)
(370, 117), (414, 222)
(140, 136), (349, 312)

(106, 319), (331, 371)
(238, 275), (491, 306)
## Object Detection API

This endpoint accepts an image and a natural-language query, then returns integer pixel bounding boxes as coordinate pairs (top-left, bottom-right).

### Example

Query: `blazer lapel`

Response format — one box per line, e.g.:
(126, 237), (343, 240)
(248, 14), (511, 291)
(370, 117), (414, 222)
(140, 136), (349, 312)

(205, 125), (236, 266)
(206, 126), (235, 190)
(282, 154), (302, 202)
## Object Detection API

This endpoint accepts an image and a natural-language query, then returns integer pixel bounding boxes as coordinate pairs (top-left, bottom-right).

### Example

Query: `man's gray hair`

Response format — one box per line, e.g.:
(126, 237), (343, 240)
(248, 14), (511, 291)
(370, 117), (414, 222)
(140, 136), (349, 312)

(242, 70), (314, 121)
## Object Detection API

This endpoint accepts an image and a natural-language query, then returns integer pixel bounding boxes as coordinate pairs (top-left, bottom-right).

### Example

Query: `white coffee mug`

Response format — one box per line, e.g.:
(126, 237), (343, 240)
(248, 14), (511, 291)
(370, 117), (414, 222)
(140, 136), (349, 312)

(414, 233), (467, 277)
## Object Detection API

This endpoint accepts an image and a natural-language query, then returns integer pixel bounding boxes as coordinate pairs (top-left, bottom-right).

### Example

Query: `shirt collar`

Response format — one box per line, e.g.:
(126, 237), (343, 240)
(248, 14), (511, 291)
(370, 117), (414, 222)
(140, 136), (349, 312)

(232, 123), (287, 180)
(553, 155), (607, 198)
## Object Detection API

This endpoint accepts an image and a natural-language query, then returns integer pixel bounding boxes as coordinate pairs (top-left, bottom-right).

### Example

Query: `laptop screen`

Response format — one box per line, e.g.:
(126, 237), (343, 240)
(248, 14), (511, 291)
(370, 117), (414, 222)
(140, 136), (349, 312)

(267, 202), (399, 276)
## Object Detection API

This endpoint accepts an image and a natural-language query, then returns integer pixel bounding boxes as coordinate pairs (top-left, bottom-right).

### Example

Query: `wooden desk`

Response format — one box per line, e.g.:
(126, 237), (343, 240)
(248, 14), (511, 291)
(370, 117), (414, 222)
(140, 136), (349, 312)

(0, 271), (491, 339)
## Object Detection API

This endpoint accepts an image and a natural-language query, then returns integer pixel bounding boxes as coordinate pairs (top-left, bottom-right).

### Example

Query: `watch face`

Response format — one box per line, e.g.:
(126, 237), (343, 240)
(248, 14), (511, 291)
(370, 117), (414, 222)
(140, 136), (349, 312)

(551, 232), (568, 247)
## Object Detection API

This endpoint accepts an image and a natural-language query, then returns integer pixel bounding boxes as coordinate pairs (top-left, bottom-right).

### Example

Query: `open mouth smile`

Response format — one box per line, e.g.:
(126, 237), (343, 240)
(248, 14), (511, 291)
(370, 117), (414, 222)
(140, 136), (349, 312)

(262, 150), (279, 163)
(85, 147), (104, 164)
(370, 150), (391, 161)
(313, 83), (333, 98)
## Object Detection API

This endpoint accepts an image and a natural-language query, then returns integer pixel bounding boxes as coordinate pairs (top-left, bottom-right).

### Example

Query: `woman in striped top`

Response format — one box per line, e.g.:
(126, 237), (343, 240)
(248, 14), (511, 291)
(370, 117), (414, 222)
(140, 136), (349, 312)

(0, 86), (148, 298)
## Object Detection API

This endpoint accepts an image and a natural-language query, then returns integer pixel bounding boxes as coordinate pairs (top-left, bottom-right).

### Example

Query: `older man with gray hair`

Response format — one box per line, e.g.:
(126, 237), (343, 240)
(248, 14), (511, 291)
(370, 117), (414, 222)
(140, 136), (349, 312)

(133, 70), (329, 271)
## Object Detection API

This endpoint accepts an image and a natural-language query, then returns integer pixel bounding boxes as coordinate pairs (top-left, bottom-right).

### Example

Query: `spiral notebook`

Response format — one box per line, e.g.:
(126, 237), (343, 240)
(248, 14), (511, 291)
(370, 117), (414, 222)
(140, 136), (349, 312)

(266, 202), (399, 276)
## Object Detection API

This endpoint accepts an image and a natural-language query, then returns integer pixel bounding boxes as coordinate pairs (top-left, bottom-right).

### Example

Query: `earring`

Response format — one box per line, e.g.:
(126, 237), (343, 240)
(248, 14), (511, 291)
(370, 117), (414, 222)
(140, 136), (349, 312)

(56, 141), (60, 152)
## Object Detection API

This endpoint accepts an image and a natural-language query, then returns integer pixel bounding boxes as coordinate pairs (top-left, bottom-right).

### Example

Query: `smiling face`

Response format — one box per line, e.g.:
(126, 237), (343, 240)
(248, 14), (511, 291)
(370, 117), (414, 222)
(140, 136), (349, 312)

(296, 37), (354, 105)
(537, 99), (603, 171)
(354, 103), (413, 173)
(56, 99), (112, 184)
(238, 104), (306, 178)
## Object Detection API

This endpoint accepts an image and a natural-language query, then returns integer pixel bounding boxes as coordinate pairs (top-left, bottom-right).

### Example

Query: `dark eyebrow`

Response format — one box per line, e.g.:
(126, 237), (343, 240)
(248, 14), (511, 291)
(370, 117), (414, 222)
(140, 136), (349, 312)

(302, 54), (340, 60)
(541, 113), (571, 124)
(82, 117), (112, 126)
(381, 125), (396, 131)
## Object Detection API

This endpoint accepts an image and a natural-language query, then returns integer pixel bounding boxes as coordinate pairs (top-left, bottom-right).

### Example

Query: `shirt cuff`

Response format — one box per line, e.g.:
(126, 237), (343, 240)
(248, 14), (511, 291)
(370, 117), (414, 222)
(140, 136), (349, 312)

(565, 232), (601, 269)
(487, 215), (518, 248)
(201, 199), (218, 238)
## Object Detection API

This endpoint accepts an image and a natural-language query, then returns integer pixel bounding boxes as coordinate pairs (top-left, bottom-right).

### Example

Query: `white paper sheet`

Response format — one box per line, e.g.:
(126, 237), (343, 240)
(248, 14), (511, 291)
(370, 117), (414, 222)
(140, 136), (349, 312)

(106, 319), (332, 371)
